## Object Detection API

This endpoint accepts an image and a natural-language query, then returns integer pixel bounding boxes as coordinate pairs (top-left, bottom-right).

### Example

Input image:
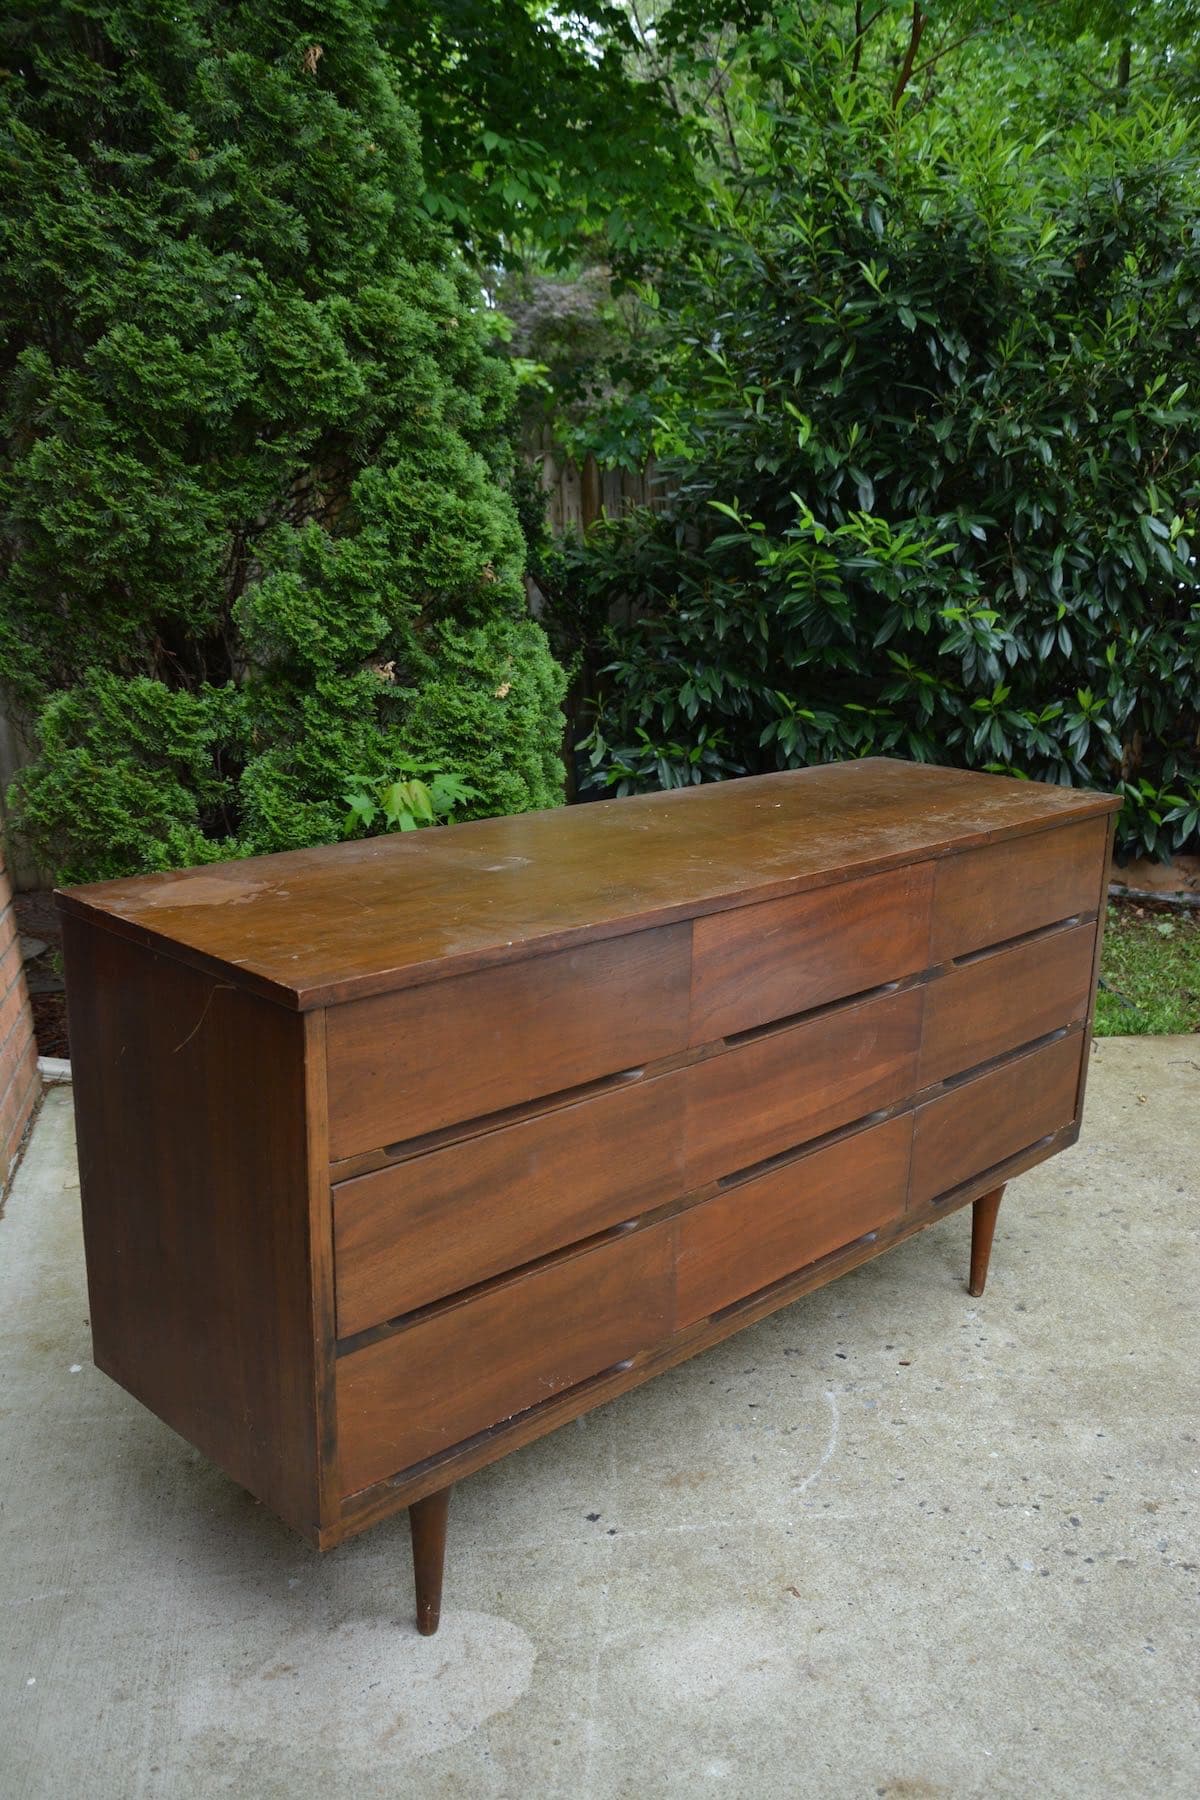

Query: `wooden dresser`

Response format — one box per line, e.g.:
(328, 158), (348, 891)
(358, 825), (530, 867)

(59, 760), (1118, 1633)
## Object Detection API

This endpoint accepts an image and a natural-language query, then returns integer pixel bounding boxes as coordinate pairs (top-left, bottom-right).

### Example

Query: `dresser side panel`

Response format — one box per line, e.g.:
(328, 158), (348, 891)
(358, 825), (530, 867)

(1073, 815), (1117, 1130)
(62, 915), (326, 1542)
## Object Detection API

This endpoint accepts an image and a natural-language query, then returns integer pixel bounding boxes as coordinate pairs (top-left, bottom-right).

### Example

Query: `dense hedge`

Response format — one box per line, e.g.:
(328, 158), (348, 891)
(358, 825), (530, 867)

(0, 0), (565, 883)
(571, 80), (1200, 860)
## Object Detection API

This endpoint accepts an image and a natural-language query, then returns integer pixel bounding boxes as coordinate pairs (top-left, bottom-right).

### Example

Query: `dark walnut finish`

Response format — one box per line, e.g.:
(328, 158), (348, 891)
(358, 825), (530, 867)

(59, 760), (1117, 1634)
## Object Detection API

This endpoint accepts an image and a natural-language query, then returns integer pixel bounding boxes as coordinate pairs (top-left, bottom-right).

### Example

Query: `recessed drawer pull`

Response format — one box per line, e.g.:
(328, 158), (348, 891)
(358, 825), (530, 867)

(938, 1025), (1070, 1090)
(930, 1134), (1059, 1207)
(334, 1072), (686, 1334)
(336, 1226), (674, 1494)
(678, 1116), (912, 1328)
(720, 974), (911, 1048)
(952, 911), (1088, 967)
(372, 1060), (655, 1167)
(689, 986), (922, 1189)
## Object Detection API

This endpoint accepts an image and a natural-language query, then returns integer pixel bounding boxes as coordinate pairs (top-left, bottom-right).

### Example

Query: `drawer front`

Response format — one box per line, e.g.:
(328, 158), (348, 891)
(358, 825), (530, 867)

(930, 817), (1107, 963)
(685, 986), (922, 1185)
(689, 864), (933, 1044)
(911, 1032), (1084, 1204)
(919, 921), (1096, 1088)
(334, 1072), (685, 1336)
(677, 1115), (912, 1329)
(335, 1225), (674, 1494)
(326, 924), (691, 1160)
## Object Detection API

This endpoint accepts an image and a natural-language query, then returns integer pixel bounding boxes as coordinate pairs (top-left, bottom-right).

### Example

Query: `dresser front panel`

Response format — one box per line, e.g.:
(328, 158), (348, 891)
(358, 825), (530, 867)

(685, 985), (922, 1186)
(322, 815), (1104, 1501)
(911, 1031), (1084, 1205)
(334, 984), (925, 1338)
(689, 864), (933, 1043)
(930, 817), (1107, 962)
(333, 1071), (685, 1337)
(325, 923), (692, 1160)
(335, 1224), (674, 1494)
(676, 1114), (913, 1330)
(919, 920), (1096, 1087)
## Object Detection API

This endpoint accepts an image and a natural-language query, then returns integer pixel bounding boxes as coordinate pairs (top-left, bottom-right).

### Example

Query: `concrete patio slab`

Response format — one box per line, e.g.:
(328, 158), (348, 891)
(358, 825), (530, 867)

(2, 1037), (1197, 1799)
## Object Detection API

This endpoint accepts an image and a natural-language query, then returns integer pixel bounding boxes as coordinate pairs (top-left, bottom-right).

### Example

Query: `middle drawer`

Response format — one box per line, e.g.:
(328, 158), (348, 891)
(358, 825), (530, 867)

(333, 984), (922, 1336)
(333, 1072), (686, 1337)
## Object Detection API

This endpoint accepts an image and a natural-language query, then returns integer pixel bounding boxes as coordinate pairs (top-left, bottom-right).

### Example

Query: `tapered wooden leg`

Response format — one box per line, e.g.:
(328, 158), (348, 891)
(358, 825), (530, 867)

(968, 1185), (1005, 1297)
(409, 1486), (452, 1636)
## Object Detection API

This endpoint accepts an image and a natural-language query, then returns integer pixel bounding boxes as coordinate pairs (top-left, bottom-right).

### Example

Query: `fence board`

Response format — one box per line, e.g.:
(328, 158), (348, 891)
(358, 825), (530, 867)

(526, 428), (674, 537)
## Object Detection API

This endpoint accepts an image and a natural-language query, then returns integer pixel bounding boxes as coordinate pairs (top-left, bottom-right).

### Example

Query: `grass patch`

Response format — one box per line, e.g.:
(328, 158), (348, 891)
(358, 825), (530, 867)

(1096, 902), (1200, 1036)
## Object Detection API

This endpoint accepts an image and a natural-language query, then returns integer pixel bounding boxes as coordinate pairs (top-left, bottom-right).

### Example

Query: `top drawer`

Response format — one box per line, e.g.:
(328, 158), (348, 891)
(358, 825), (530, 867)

(325, 924), (691, 1160)
(930, 817), (1108, 962)
(689, 864), (933, 1044)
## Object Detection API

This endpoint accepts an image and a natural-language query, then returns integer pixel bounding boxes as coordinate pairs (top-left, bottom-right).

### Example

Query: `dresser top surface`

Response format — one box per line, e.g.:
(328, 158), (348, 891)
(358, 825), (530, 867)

(58, 759), (1117, 1009)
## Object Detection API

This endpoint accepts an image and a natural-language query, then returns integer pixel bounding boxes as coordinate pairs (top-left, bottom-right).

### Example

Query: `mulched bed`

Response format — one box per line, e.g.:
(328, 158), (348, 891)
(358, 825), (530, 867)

(13, 889), (68, 1059)
(29, 991), (69, 1058)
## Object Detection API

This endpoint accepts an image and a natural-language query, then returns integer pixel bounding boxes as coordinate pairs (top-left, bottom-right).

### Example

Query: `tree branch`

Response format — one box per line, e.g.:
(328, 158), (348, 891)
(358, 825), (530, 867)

(891, 4), (926, 109)
(851, 5), (885, 82)
(908, 23), (989, 86)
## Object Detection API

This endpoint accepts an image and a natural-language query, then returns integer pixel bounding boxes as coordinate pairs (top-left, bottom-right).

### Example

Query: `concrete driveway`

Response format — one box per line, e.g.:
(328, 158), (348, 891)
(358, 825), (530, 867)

(2, 1038), (1197, 1799)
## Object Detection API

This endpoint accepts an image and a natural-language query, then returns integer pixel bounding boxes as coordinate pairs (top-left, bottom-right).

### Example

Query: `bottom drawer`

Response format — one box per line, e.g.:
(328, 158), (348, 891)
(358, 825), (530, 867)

(912, 1031), (1083, 1204)
(336, 1224), (673, 1495)
(676, 1114), (913, 1330)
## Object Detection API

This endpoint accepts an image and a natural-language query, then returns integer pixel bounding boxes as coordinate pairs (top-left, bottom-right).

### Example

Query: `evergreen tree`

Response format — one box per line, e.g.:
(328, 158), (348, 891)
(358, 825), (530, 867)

(0, 0), (566, 883)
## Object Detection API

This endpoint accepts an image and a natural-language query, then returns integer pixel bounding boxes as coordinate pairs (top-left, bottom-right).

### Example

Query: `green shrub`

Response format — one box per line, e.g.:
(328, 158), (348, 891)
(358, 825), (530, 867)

(570, 47), (1200, 862)
(0, 0), (565, 885)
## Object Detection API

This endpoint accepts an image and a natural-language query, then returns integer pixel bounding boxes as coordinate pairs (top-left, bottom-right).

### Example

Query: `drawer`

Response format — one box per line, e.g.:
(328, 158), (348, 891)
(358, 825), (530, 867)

(685, 985), (922, 1185)
(677, 1114), (912, 1329)
(919, 921), (1096, 1087)
(325, 924), (691, 1160)
(911, 1032), (1084, 1204)
(333, 1071), (686, 1335)
(335, 1223), (674, 1494)
(930, 817), (1108, 962)
(689, 864), (933, 1044)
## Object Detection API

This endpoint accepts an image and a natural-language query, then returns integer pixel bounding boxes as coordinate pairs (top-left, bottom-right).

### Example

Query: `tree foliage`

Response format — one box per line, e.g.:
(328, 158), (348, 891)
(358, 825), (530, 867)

(377, 1), (699, 269)
(0, 0), (566, 884)
(564, 15), (1200, 859)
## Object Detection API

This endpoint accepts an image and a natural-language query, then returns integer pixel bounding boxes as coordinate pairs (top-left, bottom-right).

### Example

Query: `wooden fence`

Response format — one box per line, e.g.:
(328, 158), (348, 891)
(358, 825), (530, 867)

(526, 427), (674, 538)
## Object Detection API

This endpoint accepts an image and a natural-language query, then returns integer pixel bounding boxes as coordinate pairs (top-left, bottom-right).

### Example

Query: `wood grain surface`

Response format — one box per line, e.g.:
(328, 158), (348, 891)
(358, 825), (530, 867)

(911, 1030), (1085, 1204)
(920, 920), (1096, 1086)
(61, 915), (328, 1541)
(685, 986), (923, 1184)
(689, 864), (932, 1042)
(325, 924), (691, 1159)
(332, 1133), (1077, 1545)
(333, 1069), (686, 1335)
(58, 760), (1117, 1564)
(58, 761), (1119, 1010)
(676, 1114), (913, 1328)
(335, 1224), (675, 1494)
(930, 816), (1109, 962)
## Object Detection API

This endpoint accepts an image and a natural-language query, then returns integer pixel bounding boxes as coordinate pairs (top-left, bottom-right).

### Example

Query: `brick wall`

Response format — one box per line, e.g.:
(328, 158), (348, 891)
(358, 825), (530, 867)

(0, 844), (40, 1192)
